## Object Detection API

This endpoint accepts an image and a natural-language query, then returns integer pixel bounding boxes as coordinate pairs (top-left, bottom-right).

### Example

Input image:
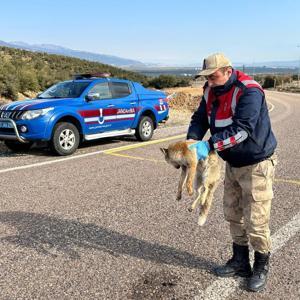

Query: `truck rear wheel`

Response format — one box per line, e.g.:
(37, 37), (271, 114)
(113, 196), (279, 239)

(4, 140), (33, 152)
(135, 116), (154, 141)
(51, 122), (79, 156)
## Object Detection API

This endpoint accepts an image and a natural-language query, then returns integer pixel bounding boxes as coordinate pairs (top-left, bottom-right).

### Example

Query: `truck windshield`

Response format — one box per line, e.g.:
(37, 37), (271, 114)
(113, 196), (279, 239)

(37, 81), (90, 99)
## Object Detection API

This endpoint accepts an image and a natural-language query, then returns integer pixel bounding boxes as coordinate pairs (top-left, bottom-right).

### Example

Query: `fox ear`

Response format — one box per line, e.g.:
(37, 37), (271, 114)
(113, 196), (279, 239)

(160, 148), (168, 156)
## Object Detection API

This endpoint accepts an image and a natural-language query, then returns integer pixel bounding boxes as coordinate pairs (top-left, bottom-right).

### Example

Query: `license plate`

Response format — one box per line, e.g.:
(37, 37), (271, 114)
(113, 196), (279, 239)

(0, 121), (13, 129)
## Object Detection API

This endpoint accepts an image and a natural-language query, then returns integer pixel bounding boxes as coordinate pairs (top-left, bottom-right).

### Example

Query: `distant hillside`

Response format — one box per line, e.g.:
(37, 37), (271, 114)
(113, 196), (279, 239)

(132, 66), (299, 77)
(0, 46), (148, 100)
(0, 40), (145, 68)
(235, 61), (300, 68)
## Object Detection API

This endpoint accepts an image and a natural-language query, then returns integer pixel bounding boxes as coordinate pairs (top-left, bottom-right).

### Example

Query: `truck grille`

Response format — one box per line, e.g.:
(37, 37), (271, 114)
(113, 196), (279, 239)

(0, 128), (15, 134)
(0, 110), (24, 120)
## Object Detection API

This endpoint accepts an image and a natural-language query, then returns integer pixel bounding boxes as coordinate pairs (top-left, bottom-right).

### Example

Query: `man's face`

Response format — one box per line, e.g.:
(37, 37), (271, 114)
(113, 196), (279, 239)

(205, 68), (232, 87)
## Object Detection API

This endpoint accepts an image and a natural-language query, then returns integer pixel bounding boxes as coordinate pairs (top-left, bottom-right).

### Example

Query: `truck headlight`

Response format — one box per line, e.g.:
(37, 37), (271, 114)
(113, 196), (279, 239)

(21, 107), (54, 120)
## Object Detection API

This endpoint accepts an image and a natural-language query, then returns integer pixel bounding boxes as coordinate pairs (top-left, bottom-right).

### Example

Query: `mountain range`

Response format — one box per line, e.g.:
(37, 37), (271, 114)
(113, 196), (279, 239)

(0, 40), (146, 68)
(0, 40), (299, 69)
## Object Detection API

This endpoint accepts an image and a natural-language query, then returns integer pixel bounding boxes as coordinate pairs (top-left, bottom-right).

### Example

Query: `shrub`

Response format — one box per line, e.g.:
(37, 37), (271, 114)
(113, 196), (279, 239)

(148, 75), (190, 89)
(263, 76), (275, 88)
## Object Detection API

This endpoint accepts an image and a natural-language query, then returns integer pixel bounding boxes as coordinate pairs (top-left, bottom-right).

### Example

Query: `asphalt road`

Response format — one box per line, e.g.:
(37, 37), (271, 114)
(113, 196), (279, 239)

(0, 91), (299, 299)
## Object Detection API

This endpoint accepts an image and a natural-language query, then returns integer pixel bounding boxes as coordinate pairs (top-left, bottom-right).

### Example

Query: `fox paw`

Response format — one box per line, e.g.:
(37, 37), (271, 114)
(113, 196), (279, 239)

(198, 215), (207, 226)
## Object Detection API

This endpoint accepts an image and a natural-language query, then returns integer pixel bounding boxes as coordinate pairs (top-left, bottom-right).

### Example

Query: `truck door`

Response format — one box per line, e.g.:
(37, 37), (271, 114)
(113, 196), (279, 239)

(108, 81), (138, 130)
(79, 81), (120, 135)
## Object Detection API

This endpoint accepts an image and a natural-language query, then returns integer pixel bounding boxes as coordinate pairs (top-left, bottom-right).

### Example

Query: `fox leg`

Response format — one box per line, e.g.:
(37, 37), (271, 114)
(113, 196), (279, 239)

(198, 182), (218, 226)
(176, 166), (187, 200)
(186, 163), (197, 196)
(190, 185), (204, 211)
(199, 184), (210, 205)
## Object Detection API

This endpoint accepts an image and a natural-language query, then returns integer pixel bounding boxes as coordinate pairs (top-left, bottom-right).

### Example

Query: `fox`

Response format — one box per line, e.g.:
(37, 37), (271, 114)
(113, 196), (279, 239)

(160, 141), (221, 226)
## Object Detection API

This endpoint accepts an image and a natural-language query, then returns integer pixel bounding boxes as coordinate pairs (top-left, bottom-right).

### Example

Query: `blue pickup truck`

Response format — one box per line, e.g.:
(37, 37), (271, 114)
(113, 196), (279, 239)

(0, 73), (169, 155)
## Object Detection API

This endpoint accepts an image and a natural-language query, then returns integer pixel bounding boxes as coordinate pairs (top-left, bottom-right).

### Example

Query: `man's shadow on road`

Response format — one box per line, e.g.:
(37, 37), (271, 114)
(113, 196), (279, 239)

(0, 211), (217, 271)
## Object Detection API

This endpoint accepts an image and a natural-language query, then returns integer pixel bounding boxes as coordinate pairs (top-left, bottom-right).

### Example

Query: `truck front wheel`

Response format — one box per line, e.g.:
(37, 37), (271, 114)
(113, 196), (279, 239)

(135, 116), (154, 141)
(51, 122), (80, 156)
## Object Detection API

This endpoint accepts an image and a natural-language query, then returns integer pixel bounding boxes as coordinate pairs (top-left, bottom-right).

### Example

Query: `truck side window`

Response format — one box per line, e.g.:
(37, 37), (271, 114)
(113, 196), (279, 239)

(88, 82), (112, 100)
(110, 82), (131, 98)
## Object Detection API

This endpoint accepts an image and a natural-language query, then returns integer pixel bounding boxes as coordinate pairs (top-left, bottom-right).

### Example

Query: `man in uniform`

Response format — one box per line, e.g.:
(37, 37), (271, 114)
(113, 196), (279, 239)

(187, 53), (277, 292)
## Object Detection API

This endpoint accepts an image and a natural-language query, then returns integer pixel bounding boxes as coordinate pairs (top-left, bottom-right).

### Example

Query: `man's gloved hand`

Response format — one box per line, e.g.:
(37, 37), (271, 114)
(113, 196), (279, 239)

(188, 141), (210, 160)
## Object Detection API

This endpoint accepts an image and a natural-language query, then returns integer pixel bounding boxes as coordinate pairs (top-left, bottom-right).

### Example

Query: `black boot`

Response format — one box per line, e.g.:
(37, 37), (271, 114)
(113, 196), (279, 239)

(215, 243), (252, 277)
(247, 251), (270, 292)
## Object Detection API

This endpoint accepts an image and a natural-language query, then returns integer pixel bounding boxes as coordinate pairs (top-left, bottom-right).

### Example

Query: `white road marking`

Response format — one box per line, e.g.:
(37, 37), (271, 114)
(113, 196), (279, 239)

(195, 211), (300, 300)
(267, 96), (292, 123)
(0, 149), (105, 174)
(268, 102), (275, 112)
(0, 134), (185, 174)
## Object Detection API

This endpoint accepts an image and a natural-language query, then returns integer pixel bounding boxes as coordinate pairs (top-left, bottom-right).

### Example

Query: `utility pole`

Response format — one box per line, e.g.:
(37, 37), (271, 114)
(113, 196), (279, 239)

(297, 45), (300, 87)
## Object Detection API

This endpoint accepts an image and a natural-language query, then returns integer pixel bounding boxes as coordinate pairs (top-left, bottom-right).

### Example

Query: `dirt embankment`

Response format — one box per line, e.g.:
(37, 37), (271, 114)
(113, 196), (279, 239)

(163, 87), (202, 112)
(161, 86), (203, 126)
(0, 91), (37, 106)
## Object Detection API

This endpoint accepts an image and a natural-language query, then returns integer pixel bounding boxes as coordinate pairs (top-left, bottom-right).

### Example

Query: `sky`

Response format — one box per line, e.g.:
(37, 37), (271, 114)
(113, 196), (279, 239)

(1, 0), (300, 65)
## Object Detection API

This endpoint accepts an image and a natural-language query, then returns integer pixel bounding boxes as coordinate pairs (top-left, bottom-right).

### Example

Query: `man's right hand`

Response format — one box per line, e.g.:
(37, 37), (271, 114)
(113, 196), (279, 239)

(188, 141), (210, 160)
